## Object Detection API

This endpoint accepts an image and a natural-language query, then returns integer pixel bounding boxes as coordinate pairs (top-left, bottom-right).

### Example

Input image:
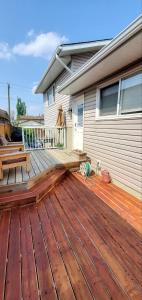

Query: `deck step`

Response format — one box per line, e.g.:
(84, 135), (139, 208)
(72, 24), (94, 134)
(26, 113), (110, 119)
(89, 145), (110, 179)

(0, 168), (67, 210)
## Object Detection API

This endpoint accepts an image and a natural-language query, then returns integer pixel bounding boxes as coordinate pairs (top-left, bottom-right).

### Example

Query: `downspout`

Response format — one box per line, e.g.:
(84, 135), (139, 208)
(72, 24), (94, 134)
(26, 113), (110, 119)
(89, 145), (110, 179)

(56, 54), (73, 75)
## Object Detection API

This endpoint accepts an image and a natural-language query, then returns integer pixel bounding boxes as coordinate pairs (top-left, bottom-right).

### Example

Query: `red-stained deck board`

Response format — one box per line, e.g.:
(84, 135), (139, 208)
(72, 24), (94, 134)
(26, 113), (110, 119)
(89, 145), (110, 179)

(0, 211), (10, 300)
(37, 202), (76, 300)
(73, 173), (142, 233)
(45, 197), (93, 300)
(29, 206), (57, 300)
(0, 173), (142, 300)
(53, 179), (142, 299)
(20, 207), (39, 300)
(5, 209), (21, 300)
(50, 192), (127, 300)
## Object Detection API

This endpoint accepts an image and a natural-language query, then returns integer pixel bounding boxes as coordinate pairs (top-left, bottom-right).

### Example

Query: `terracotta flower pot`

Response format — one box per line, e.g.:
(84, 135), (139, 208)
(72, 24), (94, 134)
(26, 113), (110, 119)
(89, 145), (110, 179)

(101, 170), (111, 183)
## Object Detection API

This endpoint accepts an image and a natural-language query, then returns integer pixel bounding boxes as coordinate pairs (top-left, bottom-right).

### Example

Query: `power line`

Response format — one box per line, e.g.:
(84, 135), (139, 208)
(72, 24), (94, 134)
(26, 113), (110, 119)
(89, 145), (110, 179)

(0, 81), (33, 90)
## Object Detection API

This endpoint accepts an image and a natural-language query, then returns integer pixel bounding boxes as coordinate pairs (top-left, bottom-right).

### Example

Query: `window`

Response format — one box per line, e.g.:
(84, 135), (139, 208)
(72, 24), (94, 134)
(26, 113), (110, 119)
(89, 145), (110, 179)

(98, 71), (142, 118)
(120, 72), (142, 114)
(100, 83), (119, 116)
(47, 85), (55, 106)
(77, 104), (83, 126)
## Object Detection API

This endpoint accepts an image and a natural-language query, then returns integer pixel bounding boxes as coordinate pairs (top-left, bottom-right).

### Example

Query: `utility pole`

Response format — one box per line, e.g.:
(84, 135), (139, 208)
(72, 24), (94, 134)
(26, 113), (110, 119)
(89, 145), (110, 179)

(7, 83), (11, 121)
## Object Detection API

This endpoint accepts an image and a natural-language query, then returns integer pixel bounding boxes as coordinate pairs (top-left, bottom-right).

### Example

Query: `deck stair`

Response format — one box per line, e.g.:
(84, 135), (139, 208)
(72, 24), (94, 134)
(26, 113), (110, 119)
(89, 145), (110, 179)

(0, 168), (67, 210)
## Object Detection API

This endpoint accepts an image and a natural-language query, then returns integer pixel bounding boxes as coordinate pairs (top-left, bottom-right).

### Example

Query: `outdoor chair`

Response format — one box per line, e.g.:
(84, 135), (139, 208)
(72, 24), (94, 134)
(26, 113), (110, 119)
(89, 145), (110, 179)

(0, 135), (24, 151)
(0, 151), (30, 180)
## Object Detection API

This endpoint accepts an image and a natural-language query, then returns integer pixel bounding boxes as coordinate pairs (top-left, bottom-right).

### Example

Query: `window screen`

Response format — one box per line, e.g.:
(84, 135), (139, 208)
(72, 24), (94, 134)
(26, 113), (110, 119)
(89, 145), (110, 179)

(100, 83), (119, 116)
(47, 86), (55, 106)
(120, 72), (142, 114)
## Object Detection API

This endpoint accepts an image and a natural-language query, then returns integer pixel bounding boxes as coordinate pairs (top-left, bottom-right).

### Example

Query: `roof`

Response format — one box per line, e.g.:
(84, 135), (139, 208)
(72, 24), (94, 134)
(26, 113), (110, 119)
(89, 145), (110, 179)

(35, 39), (111, 93)
(19, 115), (44, 121)
(0, 109), (10, 122)
(58, 15), (142, 95)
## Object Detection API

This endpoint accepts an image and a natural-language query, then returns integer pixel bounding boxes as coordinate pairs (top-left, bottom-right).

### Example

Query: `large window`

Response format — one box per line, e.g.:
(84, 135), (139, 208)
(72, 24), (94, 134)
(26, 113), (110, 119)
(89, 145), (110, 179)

(47, 85), (55, 106)
(98, 71), (142, 117)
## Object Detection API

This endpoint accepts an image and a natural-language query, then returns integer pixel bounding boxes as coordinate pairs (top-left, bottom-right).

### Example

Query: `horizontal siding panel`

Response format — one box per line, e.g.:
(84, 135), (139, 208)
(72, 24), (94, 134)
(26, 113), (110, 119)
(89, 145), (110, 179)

(84, 145), (142, 165)
(84, 149), (142, 192)
(85, 144), (142, 175)
(90, 132), (142, 142)
(93, 123), (142, 130)
(84, 135), (142, 148)
(84, 128), (142, 136)
(71, 52), (95, 72)
(84, 138), (142, 153)
(83, 85), (142, 197)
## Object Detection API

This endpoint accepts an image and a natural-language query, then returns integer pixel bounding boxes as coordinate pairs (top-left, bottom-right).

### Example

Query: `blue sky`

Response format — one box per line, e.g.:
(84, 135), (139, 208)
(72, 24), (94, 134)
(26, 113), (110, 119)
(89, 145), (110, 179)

(0, 0), (141, 117)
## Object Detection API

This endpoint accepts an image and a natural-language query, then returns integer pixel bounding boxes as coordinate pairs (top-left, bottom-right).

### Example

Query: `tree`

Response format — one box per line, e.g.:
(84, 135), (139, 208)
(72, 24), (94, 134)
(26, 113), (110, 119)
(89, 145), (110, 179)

(16, 98), (26, 118)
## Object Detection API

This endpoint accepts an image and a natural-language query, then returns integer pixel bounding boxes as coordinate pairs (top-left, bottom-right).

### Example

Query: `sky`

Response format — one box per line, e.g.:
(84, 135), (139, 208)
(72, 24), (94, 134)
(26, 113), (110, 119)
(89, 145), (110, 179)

(0, 0), (141, 117)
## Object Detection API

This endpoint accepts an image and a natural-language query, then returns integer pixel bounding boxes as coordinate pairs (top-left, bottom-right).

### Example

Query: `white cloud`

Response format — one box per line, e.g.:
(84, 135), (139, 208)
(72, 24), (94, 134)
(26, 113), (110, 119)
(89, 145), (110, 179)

(0, 31), (68, 60)
(0, 42), (11, 60)
(13, 32), (68, 59)
(27, 29), (35, 37)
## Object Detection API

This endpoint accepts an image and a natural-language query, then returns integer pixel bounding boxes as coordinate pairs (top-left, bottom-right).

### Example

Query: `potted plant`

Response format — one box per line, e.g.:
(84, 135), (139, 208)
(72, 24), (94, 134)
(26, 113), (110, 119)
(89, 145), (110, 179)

(101, 170), (111, 183)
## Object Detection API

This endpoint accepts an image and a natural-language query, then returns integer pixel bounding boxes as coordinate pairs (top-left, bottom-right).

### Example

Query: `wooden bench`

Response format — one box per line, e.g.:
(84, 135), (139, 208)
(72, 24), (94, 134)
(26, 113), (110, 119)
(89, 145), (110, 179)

(0, 147), (24, 155)
(0, 151), (30, 180)
(0, 143), (24, 151)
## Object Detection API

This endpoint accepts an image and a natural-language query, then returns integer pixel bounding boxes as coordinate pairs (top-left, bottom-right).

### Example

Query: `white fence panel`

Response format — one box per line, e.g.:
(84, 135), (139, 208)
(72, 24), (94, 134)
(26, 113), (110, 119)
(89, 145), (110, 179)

(22, 126), (66, 150)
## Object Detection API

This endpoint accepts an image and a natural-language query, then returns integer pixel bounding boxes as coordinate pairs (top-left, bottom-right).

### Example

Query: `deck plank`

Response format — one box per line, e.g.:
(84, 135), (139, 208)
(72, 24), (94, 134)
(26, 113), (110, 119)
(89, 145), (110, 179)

(38, 202), (76, 300)
(50, 192), (127, 300)
(20, 207), (39, 300)
(45, 196), (93, 300)
(29, 205), (58, 300)
(73, 173), (142, 233)
(53, 180), (142, 299)
(62, 177), (142, 284)
(0, 211), (11, 300)
(0, 171), (142, 299)
(5, 209), (21, 300)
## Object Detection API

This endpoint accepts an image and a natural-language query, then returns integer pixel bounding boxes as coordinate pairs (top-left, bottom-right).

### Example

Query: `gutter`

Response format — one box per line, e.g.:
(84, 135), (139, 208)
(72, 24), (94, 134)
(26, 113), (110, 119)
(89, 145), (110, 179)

(35, 46), (63, 93)
(55, 54), (73, 74)
(58, 15), (142, 93)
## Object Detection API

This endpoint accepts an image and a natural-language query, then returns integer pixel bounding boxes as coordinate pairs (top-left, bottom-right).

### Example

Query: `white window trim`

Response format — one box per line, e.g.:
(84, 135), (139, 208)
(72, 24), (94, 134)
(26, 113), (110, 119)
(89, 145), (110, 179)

(96, 71), (142, 120)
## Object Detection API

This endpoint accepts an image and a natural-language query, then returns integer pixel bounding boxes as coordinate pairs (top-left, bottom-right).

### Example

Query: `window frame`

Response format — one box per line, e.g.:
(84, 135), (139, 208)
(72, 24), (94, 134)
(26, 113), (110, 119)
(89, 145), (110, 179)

(96, 70), (142, 120)
(47, 84), (55, 107)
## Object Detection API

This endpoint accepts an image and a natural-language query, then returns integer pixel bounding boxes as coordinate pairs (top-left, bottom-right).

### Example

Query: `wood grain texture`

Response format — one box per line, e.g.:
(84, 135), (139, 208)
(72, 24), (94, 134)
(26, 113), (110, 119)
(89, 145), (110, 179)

(0, 174), (141, 300)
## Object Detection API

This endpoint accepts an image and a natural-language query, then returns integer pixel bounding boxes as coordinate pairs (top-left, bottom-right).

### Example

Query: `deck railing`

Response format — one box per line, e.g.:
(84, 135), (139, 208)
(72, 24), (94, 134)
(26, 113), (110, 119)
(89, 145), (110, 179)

(22, 126), (66, 150)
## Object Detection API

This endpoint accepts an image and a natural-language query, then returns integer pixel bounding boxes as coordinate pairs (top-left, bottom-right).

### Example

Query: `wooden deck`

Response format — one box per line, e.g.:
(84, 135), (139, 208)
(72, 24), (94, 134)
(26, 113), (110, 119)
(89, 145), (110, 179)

(0, 173), (142, 300)
(0, 149), (83, 187)
(73, 172), (142, 234)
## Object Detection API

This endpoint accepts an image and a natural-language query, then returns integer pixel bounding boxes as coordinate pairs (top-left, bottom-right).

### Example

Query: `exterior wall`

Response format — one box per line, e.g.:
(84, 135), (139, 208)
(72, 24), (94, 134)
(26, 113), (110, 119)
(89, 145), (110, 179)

(83, 86), (142, 199)
(71, 52), (95, 72)
(44, 67), (72, 128)
(43, 52), (96, 150)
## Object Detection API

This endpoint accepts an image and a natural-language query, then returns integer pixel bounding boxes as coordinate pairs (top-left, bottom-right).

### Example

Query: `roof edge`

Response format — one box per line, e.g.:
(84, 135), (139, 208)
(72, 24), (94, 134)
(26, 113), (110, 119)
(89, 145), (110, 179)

(58, 15), (142, 94)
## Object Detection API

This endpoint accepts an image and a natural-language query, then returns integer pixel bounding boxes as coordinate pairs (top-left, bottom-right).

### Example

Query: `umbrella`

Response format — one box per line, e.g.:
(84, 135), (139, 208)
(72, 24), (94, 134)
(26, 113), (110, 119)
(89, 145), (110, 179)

(56, 106), (65, 127)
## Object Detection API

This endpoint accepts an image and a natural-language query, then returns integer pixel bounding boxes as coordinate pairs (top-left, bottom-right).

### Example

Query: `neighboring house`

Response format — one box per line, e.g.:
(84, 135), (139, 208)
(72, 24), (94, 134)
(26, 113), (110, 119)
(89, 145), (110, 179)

(18, 115), (44, 127)
(0, 109), (11, 138)
(35, 15), (142, 199)
(35, 39), (111, 149)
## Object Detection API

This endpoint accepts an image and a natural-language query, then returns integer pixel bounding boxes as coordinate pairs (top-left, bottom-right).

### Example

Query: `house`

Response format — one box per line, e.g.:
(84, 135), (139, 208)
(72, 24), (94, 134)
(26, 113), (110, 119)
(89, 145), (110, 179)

(35, 39), (111, 149)
(0, 109), (11, 138)
(18, 115), (44, 127)
(35, 15), (142, 199)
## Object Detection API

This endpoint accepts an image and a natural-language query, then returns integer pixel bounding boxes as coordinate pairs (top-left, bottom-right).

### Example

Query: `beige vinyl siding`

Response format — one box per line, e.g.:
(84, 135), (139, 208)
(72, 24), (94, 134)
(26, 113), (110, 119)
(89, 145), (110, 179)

(44, 53), (95, 128)
(44, 67), (72, 127)
(71, 52), (95, 73)
(83, 87), (142, 199)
